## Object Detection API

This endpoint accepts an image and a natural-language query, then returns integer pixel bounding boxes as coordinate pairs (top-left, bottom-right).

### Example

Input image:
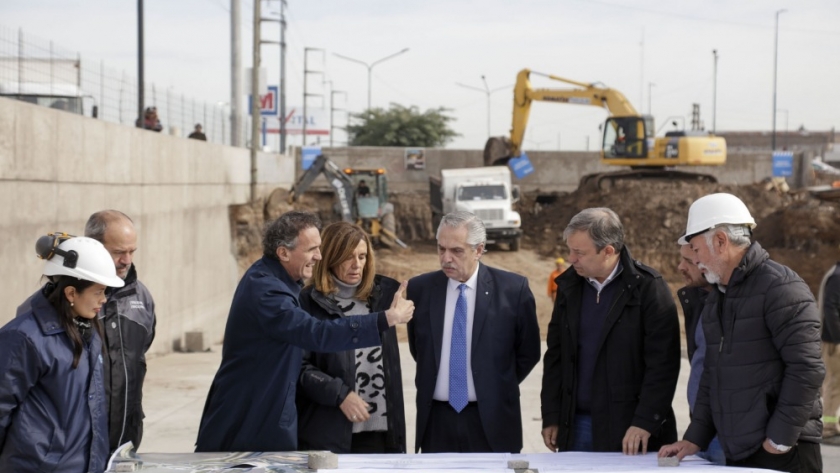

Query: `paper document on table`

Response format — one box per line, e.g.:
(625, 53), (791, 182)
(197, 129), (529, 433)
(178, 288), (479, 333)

(337, 452), (511, 470)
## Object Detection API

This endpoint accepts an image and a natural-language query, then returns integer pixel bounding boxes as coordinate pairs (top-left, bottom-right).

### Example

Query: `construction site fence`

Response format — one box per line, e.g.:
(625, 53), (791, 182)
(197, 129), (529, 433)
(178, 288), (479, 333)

(0, 25), (250, 147)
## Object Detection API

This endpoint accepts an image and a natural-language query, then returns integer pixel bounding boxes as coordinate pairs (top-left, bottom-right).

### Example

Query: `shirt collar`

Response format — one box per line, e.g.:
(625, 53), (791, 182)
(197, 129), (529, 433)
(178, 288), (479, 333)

(586, 260), (622, 290)
(447, 263), (480, 292)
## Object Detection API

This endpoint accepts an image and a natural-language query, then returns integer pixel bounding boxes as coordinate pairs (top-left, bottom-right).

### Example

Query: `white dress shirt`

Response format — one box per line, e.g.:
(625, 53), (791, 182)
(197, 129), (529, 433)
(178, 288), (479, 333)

(433, 263), (480, 402)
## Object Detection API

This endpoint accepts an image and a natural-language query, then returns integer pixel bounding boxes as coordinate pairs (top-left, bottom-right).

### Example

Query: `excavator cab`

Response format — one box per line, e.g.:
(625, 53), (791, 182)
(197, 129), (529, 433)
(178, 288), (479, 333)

(288, 155), (406, 248)
(342, 168), (389, 219)
(602, 116), (653, 159)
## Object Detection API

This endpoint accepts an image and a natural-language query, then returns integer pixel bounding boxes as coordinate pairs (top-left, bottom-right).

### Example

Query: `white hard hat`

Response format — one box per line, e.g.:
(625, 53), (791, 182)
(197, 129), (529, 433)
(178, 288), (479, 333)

(678, 193), (756, 245)
(41, 236), (125, 288)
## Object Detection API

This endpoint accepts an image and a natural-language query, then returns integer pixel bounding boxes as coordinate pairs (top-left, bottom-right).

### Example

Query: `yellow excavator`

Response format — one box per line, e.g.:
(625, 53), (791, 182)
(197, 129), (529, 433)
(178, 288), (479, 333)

(484, 69), (726, 189)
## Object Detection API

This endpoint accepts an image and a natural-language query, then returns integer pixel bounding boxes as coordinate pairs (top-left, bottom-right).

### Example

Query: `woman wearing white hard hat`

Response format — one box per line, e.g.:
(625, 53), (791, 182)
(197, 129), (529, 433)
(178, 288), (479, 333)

(0, 233), (124, 472)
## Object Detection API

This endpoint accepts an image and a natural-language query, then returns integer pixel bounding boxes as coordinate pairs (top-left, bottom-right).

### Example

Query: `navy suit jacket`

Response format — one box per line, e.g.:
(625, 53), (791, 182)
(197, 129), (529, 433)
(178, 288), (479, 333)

(195, 256), (385, 452)
(407, 263), (541, 453)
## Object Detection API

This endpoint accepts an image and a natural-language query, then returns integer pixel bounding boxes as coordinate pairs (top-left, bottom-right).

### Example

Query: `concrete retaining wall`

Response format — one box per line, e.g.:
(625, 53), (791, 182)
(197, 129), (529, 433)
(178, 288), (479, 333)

(0, 97), (294, 355)
(297, 146), (811, 192)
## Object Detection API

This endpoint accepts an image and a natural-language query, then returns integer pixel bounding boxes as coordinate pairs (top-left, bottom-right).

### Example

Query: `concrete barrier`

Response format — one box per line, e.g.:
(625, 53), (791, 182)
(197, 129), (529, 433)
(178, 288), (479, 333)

(0, 97), (294, 356)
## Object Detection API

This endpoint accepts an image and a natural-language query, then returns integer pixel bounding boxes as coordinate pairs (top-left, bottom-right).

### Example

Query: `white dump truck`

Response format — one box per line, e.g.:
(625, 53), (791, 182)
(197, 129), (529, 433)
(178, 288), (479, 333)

(429, 166), (522, 251)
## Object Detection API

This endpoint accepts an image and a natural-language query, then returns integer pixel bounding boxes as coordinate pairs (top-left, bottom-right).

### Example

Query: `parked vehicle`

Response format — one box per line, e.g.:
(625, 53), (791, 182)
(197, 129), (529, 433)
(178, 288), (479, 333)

(430, 166), (522, 251)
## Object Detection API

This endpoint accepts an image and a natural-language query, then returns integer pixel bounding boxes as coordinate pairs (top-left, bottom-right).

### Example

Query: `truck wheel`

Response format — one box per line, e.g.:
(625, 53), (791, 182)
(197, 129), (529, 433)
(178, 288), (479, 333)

(509, 238), (520, 252)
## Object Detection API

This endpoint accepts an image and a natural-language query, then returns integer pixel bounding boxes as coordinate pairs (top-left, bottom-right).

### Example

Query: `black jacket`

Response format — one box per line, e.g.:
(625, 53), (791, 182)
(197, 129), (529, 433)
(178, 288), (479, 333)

(296, 275), (406, 453)
(678, 286), (709, 362)
(820, 262), (840, 344)
(541, 247), (681, 452)
(684, 242), (824, 461)
(100, 265), (156, 452)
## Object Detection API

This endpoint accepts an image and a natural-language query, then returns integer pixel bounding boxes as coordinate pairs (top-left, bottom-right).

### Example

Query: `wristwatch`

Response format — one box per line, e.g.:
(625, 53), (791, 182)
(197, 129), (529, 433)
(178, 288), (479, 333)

(767, 438), (791, 453)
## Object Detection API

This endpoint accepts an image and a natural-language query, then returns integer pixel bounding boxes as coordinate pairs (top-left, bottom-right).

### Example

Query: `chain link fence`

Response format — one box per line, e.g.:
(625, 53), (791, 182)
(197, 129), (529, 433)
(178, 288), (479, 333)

(0, 25), (248, 146)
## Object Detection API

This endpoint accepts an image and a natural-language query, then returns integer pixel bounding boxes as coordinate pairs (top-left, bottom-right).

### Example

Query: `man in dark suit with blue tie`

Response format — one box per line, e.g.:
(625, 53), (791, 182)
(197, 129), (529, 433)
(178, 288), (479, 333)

(407, 210), (541, 453)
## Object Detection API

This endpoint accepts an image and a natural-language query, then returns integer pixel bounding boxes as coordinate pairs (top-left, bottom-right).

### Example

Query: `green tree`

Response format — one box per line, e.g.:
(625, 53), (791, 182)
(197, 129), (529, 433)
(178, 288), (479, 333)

(347, 104), (458, 147)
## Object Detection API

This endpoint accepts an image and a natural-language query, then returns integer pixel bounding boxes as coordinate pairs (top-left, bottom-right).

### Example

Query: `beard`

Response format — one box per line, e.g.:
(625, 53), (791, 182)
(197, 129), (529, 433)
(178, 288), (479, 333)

(697, 263), (721, 285)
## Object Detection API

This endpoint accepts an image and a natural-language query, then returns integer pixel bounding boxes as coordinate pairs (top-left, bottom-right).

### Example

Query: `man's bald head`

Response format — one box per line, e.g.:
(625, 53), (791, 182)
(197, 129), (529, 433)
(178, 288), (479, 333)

(86, 210), (137, 280)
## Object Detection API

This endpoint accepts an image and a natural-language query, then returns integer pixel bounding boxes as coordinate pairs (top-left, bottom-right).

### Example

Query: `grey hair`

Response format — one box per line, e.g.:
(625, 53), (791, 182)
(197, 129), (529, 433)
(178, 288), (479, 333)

(85, 210), (134, 242)
(436, 210), (487, 249)
(263, 211), (322, 260)
(563, 207), (625, 253)
(704, 224), (751, 250)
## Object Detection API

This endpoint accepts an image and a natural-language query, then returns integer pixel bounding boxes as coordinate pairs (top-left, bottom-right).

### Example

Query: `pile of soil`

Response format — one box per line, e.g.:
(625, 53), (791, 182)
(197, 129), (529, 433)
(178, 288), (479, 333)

(519, 179), (840, 295)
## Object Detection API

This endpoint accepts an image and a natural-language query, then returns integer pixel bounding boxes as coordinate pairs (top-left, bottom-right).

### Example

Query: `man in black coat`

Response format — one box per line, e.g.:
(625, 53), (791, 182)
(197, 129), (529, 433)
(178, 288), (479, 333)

(820, 260), (840, 444)
(195, 211), (414, 452)
(660, 193), (824, 473)
(407, 210), (541, 453)
(677, 244), (723, 464)
(541, 207), (680, 455)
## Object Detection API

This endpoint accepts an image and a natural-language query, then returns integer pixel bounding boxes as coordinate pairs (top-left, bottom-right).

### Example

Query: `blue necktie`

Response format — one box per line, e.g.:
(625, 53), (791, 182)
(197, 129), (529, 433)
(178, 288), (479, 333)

(449, 283), (468, 412)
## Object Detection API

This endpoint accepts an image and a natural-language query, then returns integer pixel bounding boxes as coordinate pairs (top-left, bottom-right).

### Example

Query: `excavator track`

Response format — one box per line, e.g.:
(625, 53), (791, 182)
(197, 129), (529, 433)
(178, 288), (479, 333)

(578, 168), (717, 192)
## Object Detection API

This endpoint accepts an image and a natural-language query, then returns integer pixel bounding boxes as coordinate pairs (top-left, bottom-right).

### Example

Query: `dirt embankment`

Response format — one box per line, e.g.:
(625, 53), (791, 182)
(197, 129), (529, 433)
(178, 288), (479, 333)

(518, 180), (840, 296)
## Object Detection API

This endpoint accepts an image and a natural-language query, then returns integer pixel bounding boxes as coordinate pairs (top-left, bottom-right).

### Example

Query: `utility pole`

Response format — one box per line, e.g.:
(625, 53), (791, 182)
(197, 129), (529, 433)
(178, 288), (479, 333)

(639, 28), (644, 108)
(302, 48), (324, 146)
(712, 49), (718, 134)
(230, 0), (242, 146)
(772, 9), (786, 150)
(279, 0), (287, 152)
(137, 0), (144, 128)
(330, 90), (346, 147)
(691, 103), (701, 131)
(249, 0), (261, 201)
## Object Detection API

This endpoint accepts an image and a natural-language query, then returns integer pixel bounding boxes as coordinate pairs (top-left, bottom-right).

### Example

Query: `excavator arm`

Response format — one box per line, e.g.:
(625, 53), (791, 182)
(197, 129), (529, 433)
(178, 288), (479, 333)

(485, 68), (639, 165)
(288, 154), (357, 222)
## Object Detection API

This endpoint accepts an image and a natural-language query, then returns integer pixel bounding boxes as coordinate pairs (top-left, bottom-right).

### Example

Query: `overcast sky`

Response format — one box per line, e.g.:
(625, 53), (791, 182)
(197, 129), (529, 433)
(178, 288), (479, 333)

(3, 0), (839, 151)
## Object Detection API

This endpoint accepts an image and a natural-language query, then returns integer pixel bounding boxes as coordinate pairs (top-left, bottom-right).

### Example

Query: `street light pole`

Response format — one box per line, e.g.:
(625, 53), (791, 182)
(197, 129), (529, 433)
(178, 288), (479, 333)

(712, 49), (718, 134)
(456, 76), (508, 138)
(776, 108), (789, 149)
(333, 48), (409, 110)
(772, 9), (786, 151)
(137, 0), (144, 128)
(648, 82), (655, 115)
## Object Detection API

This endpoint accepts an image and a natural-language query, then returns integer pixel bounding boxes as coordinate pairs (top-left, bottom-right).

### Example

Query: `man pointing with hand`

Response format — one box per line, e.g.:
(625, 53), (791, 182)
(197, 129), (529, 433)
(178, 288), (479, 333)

(196, 211), (414, 452)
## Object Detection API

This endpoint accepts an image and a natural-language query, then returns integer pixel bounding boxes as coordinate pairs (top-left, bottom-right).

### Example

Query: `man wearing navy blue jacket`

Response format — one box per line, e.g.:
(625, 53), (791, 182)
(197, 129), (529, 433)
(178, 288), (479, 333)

(196, 211), (414, 452)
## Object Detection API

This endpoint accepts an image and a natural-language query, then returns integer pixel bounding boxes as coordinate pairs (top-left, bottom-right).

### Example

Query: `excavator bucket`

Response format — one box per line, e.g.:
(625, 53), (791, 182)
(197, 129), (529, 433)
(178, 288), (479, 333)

(483, 136), (514, 166)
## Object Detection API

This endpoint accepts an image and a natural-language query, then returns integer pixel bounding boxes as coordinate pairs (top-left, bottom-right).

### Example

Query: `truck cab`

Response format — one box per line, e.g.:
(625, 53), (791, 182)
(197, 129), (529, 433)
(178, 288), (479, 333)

(0, 82), (97, 118)
(430, 166), (522, 251)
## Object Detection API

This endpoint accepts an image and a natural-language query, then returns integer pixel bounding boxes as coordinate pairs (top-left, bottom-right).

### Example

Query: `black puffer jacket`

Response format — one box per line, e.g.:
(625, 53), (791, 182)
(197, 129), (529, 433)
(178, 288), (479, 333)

(541, 247), (681, 452)
(100, 265), (156, 452)
(296, 275), (406, 453)
(684, 242), (824, 461)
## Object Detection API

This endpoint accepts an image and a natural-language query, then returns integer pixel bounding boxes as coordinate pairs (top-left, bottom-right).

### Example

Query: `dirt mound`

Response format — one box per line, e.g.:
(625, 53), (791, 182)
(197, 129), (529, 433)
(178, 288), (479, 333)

(520, 180), (840, 294)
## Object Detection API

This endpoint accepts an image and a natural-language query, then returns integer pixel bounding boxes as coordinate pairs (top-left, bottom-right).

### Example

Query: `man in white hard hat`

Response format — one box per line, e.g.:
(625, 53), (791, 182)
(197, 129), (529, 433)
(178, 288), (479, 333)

(659, 193), (824, 472)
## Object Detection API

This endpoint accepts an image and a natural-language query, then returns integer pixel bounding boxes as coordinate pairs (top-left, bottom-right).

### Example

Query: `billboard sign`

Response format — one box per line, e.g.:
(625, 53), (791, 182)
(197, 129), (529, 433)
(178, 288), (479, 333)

(772, 151), (794, 177)
(248, 85), (278, 116)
